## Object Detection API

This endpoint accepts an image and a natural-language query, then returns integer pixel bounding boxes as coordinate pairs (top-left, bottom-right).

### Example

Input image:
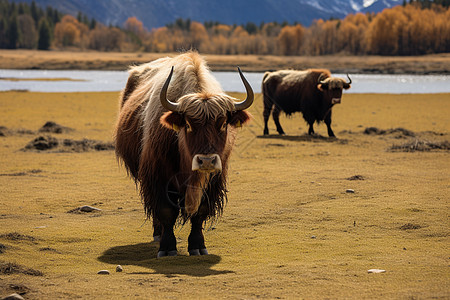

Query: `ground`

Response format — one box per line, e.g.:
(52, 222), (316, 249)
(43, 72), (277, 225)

(0, 90), (449, 299)
(0, 50), (450, 73)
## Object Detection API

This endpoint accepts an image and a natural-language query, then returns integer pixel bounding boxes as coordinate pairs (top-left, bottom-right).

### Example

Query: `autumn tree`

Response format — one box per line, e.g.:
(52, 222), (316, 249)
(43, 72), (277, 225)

(277, 24), (304, 55)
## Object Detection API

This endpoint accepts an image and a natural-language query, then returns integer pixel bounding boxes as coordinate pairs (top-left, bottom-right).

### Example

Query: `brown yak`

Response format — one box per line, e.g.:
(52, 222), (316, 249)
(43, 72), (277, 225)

(114, 52), (253, 257)
(262, 69), (351, 137)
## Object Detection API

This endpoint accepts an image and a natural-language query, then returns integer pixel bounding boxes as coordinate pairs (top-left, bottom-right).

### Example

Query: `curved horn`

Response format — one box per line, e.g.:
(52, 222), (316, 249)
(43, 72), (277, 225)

(318, 73), (327, 84)
(234, 67), (254, 111)
(160, 66), (180, 112)
(346, 73), (352, 85)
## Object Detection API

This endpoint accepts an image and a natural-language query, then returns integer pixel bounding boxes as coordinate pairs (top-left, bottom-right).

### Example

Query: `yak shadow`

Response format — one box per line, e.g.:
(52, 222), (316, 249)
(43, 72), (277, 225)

(98, 242), (233, 277)
(257, 134), (342, 143)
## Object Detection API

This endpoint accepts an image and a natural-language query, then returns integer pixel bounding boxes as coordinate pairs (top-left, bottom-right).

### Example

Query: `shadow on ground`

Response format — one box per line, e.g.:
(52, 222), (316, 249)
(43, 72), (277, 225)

(98, 242), (233, 277)
(257, 134), (345, 143)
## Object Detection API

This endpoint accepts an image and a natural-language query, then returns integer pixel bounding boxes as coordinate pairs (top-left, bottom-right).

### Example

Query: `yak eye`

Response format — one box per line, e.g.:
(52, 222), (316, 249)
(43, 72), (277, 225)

(220, 122), (227, 132)
(186, 122), (192, 133)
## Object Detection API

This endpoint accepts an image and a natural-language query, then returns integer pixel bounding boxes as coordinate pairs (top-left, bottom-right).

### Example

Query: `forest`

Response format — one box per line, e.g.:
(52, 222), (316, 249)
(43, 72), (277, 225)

(0, 0), (449, 56)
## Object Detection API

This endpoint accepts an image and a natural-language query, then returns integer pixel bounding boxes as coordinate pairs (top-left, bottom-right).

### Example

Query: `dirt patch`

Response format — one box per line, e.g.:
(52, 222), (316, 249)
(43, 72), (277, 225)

(23, 136), (114, 152)
(0, 169), (43, 177)
(0, 232), (36, 242)
(400, 223), (422, 230)
(0, 262), (43, 276)
(38, 121), (73, 134)
(364, 127), (415, 138)
(0, 126), (34, 136)
(389, 140), (450, 152)
(347, 175), (365, 180)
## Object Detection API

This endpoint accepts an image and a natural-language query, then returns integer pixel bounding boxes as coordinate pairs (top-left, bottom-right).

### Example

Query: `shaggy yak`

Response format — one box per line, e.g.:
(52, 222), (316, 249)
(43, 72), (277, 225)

(114, 52), (254, 257)
(262, 69), (351, 137)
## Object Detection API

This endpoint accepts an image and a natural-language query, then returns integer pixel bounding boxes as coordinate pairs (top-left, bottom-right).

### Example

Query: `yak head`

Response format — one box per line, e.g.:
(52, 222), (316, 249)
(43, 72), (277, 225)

(160, 67), (253, 174)
(317, 74), (352, 106)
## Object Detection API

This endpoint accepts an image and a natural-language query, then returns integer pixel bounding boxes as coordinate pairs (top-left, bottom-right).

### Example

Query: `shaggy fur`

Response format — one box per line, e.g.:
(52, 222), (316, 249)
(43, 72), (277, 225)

(114, 51), (250, 223)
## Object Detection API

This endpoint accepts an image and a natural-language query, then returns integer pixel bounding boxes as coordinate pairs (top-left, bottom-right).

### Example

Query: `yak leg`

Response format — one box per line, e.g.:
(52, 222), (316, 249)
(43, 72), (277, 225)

(152, 218), (162, 242)
(263, 102), (273, 135)
(188, 201), (209, 256)
(272, 105), (285, 135)
(156, 199), (179, 258)
(324, 111), (335, 137)
(306, 118), (315, 135)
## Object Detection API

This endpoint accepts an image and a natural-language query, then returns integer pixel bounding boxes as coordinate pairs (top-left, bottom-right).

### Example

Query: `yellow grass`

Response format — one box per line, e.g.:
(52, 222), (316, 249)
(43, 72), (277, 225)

(1, 49), (450, 73)
(0, 91), (449, 299)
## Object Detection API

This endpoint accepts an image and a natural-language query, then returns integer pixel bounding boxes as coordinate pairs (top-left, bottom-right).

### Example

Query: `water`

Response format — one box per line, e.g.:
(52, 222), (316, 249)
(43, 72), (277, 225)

(1, 69), (449, 94)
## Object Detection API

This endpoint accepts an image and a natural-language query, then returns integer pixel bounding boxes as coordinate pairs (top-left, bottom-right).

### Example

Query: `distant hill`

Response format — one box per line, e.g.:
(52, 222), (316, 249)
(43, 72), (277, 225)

(11, 0), (402, 29)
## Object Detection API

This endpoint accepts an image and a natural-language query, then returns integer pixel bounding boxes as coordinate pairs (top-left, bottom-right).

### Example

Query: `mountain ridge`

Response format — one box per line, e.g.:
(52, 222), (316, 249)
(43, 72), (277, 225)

(11, 0), (402, 29)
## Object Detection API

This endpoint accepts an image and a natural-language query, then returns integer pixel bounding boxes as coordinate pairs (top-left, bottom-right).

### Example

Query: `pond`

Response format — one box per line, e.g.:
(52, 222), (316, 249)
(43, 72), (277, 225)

(1, 69), (449, 94)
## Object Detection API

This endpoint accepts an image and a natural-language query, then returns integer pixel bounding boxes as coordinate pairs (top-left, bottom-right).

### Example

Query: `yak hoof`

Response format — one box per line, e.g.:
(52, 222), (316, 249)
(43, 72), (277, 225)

(189, 248), (209, 256)
(153, 235), (161, 242)
(189, 249), (201, 256)
(157, 250), (178, 258)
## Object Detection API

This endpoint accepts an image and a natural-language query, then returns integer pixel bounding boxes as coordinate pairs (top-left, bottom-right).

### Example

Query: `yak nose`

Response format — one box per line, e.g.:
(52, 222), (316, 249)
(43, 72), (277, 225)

(192, 154), (222, 172)
(332, 98), (341, 104)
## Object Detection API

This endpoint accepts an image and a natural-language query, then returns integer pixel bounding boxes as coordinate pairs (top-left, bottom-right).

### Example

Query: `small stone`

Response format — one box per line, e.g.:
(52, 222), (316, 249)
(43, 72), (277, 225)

(311, 235), (316, 239)
(97, 270), (110, 275)
(116, 265), (123, 272)
(346, 189), (355, 193)
(79, 205), (102, 212)
(368, 269), (386, 273)
(2, 293), (25, 300)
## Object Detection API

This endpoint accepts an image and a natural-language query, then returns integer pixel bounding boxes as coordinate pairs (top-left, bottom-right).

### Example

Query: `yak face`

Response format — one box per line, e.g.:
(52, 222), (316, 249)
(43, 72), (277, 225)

(317, 76), (351, 106)
(161, 93), (250, 174)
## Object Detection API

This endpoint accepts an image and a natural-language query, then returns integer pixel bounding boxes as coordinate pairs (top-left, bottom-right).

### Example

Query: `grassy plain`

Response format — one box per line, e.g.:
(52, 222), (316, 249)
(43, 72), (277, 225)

(1, 49), (450, 73)
(0, 90), (449, 299)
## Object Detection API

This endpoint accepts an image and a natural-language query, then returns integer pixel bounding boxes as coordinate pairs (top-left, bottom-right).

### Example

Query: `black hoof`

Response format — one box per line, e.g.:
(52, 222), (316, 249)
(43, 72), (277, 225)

(157, 250), (177, 258)
(189, 249), (200, 256)
(189, 248), (209, 256)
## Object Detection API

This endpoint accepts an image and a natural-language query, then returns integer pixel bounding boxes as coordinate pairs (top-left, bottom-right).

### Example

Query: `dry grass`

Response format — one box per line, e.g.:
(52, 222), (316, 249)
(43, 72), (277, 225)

(1, 49), (450, 73)
(0, 91), (449, 299)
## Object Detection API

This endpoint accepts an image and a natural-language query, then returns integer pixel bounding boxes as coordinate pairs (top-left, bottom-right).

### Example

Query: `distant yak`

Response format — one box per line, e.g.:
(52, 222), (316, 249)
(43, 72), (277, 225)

(262, 69), (351, 137)
(114, 52), (253, 257)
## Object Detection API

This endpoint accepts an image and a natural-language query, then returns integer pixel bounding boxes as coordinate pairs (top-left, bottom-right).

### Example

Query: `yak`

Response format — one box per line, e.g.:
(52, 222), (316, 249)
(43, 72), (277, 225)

(114, 52), (254, 257)
(262, 69), (351, 137)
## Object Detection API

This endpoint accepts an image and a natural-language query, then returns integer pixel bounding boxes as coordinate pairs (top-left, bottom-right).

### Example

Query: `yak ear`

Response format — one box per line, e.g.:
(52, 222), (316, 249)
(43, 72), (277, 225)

(228, 110), (251, 128)
(160, 111), (185, 131)
(317, 84), (325, 92)
(343, 83), (351, 90)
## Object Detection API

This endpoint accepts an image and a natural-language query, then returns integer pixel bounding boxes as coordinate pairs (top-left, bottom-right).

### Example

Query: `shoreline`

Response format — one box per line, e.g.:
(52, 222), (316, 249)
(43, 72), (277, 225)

(0, 50), (449, 74)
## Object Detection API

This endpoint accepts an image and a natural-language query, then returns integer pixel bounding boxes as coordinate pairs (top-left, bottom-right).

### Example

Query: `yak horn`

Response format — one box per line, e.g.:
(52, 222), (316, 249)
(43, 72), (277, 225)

(318, 73), (327, 84)
(234, 67), (254, 111)
(160, 66), (180, 112)
(346, 73), (352, 85)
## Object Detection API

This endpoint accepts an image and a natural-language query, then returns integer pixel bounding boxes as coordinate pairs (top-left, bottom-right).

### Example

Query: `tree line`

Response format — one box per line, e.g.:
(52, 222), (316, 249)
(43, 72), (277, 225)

(1, 0), (449, 56)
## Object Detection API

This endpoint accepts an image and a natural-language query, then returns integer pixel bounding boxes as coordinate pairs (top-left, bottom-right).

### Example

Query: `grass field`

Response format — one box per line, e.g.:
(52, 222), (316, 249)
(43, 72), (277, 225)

(0, 90), (449, 299)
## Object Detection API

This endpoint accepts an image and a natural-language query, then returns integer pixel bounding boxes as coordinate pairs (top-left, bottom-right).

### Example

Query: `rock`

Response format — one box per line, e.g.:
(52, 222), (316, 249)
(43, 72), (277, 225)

(79, 205), (102, 212)
(346, 189), (355, 193)
(368, 269), (386, 273)
(311, 235), (316, 239)
(97, 270), (110, 275)
(116, 265), (123, 272)
(2, 293), (25, 300)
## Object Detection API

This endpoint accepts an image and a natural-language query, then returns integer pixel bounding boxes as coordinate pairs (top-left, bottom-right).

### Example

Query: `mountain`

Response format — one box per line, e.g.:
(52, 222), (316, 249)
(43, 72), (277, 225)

(11, 0), (403, 29)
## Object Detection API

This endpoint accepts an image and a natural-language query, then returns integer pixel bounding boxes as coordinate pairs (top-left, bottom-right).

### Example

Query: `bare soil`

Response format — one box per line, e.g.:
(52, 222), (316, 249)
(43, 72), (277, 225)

(0, 91), (448, 299)
(1, 50), (450, 74)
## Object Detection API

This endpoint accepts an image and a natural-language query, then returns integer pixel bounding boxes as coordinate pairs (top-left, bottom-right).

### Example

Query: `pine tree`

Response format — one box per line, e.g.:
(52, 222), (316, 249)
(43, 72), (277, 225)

(38, 18), (51, 50)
